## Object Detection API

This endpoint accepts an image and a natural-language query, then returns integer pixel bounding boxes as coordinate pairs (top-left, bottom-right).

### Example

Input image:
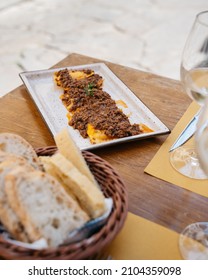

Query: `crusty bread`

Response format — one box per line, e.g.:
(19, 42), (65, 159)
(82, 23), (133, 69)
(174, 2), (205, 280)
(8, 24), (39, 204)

(5, 167), (90, 247)
(0, 150), (33, 165)
(39, 155), (77, 201)
(46, 153), (106, 219)
(0, 150), (23, 164)
(55, 128), (97, 185)
(0, 150), (8, 164)
(0, 157), (34, 242)
(0, 133), (40, 170)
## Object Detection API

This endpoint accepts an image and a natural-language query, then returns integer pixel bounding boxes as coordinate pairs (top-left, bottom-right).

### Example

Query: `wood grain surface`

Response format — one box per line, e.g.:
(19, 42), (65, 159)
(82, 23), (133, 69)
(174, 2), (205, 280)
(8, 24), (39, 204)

(1, 53), (208, 233)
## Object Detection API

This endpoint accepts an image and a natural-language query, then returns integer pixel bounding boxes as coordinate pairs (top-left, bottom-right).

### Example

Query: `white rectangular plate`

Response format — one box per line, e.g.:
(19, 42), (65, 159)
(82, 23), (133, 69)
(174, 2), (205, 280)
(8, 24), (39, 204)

(20, 63), (170, 150)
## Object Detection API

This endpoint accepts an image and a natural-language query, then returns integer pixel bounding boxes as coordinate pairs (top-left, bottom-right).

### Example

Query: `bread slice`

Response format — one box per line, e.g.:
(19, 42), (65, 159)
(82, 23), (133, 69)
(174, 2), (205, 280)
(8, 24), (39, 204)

(0, 133), (40, 170)
(0, 157), (34, 242)
(0, 150), (8, 163)
(0, 150), (32, 165)
(47, 153), (106, 219)
(54, 128), (97, 185)
(0, 150), (23, 164)
(39, 155), (77, 201)
(5, 168), (89, 247)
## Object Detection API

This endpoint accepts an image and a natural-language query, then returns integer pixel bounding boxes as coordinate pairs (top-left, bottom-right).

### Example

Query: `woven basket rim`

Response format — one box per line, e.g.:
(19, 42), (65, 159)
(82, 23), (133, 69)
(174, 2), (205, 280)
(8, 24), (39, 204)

(0, 146), (128, 259)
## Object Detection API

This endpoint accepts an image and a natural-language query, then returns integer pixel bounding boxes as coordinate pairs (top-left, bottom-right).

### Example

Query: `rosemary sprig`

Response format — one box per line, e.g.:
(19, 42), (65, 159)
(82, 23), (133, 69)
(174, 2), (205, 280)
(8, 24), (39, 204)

(84, 82), (94, 96)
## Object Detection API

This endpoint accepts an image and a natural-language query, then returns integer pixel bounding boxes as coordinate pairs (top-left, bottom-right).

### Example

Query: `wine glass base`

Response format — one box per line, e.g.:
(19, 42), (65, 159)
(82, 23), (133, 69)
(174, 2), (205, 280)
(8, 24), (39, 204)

(179, 222), (208, 260)
(169, 146), (207, 179)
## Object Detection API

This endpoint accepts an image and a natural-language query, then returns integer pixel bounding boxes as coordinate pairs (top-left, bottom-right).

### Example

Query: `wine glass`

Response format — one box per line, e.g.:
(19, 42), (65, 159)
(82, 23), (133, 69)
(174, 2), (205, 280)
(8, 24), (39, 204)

(179, 97), (208, 260)
(169, 10), (208, 179)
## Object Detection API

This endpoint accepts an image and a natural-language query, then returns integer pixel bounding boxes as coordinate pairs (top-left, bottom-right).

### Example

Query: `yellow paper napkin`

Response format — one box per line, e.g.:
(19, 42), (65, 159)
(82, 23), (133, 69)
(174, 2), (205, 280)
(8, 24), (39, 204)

(145, 101), (208, 197)
(105, 212), (182, 260)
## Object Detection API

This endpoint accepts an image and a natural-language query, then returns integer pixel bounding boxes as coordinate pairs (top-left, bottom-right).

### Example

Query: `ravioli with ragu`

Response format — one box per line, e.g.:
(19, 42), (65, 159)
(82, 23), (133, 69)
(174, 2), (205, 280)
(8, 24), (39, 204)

(54, 68), (153, 144)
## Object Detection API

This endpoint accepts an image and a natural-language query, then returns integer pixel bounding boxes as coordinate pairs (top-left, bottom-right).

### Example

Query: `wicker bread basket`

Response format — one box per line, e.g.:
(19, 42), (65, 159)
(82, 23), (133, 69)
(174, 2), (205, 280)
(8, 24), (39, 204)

(0, 146), (128, 259)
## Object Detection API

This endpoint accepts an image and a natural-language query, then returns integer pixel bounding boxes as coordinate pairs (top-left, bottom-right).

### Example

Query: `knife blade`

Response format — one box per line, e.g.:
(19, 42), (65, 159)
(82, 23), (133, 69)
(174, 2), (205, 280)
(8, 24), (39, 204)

(169, 110), (201, 152)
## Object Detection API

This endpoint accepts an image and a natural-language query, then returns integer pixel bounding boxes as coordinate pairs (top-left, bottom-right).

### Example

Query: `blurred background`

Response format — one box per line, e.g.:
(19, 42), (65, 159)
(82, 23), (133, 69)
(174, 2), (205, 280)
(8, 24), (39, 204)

(0, 0), (207, 97)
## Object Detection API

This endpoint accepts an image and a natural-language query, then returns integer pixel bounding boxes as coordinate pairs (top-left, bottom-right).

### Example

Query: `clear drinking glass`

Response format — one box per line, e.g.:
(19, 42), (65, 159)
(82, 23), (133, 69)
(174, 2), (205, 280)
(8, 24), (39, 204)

(169, 11), (208, 179)
(179, 97), (208, 260)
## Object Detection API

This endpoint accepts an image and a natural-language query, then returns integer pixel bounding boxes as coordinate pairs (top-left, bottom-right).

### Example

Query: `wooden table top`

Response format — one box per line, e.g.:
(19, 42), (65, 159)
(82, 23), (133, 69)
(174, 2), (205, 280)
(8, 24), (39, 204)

(1, 53), (208, 235)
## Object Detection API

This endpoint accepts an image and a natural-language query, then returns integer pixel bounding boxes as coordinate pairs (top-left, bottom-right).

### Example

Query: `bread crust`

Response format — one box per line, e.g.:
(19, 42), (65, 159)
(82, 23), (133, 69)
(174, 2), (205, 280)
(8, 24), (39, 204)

(49, 153), (106, 219)
(55, 128), (97, 185)
(5, 168), (89, 247)
(0, 158), (34, 242)
(0, 133), (41, 170)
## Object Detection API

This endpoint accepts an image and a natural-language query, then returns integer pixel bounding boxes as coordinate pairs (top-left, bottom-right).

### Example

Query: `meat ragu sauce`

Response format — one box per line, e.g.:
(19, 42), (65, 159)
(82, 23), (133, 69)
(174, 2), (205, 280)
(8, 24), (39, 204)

(54, 68), (145, 144)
